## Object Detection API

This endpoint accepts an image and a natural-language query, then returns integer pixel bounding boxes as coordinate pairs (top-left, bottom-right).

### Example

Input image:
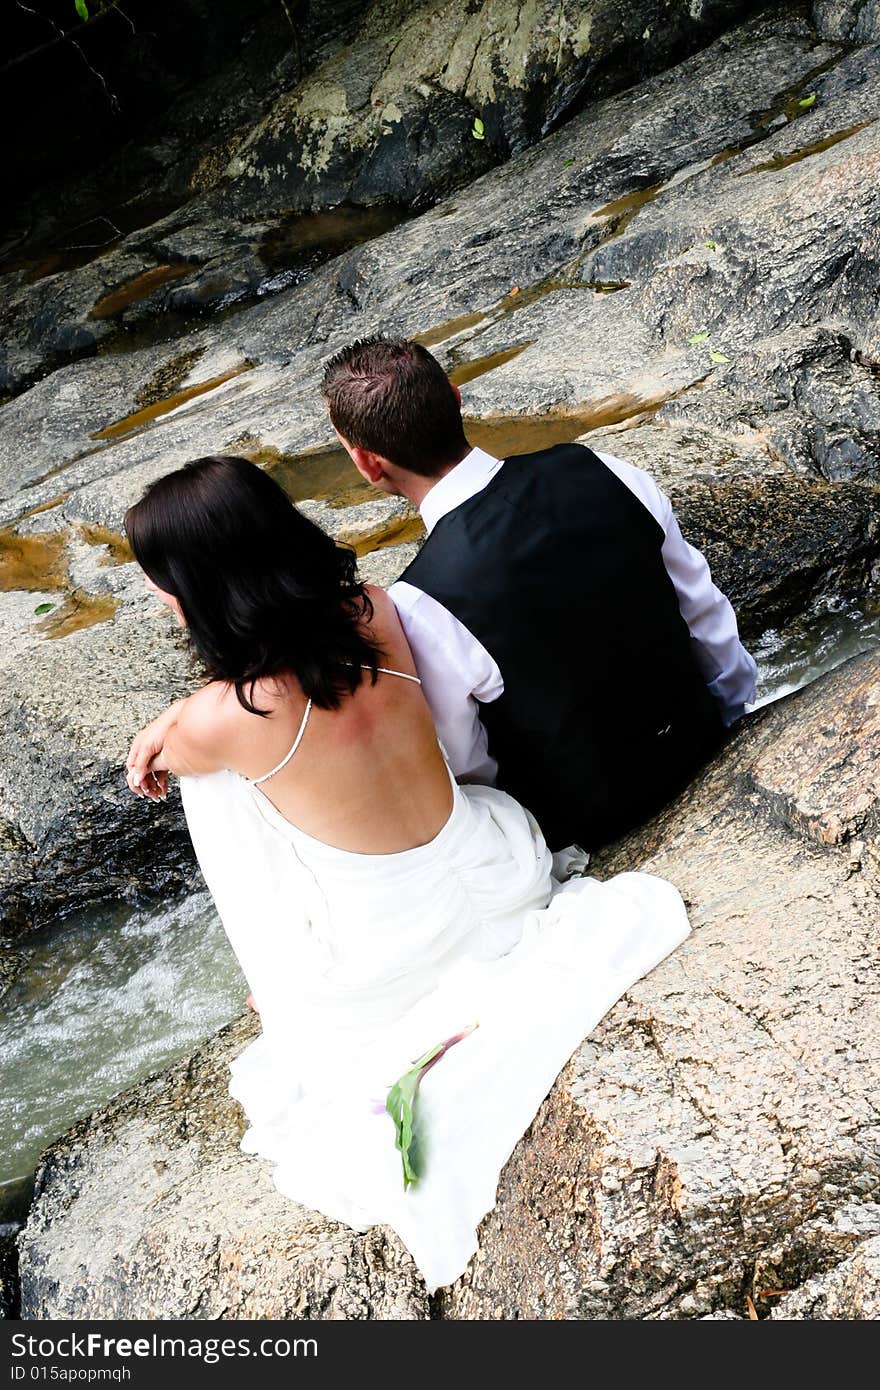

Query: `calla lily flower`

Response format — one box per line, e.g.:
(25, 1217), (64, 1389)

(385, 1023), (478, 1190)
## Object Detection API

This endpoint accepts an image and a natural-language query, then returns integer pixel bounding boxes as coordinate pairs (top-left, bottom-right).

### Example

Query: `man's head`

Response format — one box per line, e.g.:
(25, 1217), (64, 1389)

(321, 335), (469, 496)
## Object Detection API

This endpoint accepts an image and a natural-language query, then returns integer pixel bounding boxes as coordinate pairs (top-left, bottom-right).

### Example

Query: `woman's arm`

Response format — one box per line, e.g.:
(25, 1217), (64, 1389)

(126, 699), (186, 801)
(125, 688), (230, 799)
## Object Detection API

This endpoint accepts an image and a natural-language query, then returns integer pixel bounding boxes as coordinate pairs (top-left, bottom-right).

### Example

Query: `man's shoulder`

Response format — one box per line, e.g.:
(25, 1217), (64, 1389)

(590, 449), (670, 525)
(387, 578), (426, 614)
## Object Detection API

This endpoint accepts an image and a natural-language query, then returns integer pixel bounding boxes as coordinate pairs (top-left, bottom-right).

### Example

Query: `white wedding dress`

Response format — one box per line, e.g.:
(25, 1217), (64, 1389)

(179, 669), (689, 1293)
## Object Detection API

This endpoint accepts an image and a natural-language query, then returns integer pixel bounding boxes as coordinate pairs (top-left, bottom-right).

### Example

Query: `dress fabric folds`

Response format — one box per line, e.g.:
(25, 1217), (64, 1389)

(180, 765), (689, 1293)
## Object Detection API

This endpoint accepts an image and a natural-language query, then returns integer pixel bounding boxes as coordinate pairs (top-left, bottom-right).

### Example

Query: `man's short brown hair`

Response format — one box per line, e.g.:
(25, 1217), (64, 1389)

(321, 335), (468, 477)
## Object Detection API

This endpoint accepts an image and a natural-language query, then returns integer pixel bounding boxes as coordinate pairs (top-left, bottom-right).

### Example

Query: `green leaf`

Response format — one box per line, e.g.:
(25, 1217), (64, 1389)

(34, 602), (55, 615)
(472, 117), (485, 141)
(797, 93), (816, 109)
(75, 0), (89, 20)
(562, 158), (575, 168)
(386, 1025), (478, 1190)
(709, 350), (731, 363)
(688, 331), (710, 343)
(703, 240), (718, 251)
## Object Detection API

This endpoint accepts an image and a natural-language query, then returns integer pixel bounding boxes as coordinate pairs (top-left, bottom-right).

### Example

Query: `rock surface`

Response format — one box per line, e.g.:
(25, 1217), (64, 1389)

(224, 0), (758, 214)
(772, 1231), (880, 1318)
(0, 544), (199, 939)
(18, 1014), (428, 1320)
(0, 0), (760, 394)
(812, 0), (880, 39)
(3, 5), (880, 940)
(17, 649), (880, 1319)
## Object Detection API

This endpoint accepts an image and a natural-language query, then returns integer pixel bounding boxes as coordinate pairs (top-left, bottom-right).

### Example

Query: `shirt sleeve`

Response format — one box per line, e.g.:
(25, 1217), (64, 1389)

(388, 580), (502, 784)
(594, 450), (758, 726)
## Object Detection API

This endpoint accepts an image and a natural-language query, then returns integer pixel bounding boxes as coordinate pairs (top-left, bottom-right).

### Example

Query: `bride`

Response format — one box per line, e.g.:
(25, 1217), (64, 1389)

(124, 453), (690, 1293)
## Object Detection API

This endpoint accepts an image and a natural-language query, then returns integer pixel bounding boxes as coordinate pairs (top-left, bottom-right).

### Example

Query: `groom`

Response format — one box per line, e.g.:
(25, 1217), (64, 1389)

(322, 335), (756, 851)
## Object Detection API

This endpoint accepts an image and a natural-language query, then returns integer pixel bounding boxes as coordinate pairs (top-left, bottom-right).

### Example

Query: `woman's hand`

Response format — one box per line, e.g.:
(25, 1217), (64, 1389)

(126, 764), (167, 801)
(126, 700), (185, 801)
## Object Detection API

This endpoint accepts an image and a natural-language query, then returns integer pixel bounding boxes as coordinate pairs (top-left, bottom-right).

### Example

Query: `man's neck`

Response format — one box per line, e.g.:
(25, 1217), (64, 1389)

(394, 444), (471, 510)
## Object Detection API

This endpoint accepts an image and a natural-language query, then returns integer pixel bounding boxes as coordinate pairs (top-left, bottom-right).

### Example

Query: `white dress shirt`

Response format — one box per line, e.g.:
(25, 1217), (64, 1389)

(389, 446), (757, 784)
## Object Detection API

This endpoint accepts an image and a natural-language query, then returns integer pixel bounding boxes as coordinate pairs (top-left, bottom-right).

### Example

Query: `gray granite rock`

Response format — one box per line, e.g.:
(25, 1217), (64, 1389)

(813, 0), (880, 40)
(0, 546), (198, 939)
(0, 0), (761, 395)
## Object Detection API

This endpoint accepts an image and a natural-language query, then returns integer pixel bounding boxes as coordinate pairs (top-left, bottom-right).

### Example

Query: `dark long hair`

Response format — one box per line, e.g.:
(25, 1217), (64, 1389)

(124, 455), (381, 714)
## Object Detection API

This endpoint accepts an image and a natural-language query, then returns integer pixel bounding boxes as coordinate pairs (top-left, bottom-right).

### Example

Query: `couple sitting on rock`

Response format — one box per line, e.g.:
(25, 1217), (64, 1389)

(122, 335), (756, 1292)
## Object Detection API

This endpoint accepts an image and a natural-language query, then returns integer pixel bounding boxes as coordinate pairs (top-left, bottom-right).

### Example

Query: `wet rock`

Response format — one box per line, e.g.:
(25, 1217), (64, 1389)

(0, 1240), (17, 1319)
(17, 650), (880, 1318)
(0, 931), (30, 1003)
(661, 328), (880, 485)
(658, 472), (879, 640)
(224, 0), (760, 215)
(0, 0), (762, 393)
(0, 543), (199, 940)
(2, 1), (364, 275)
(0, 1247), (15, 1320)
(17, 1014), (429, 1320)
(578, 326), (880, 633)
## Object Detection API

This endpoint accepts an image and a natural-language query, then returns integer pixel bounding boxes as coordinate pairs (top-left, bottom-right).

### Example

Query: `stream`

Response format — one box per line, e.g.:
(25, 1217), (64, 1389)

(0, 892), (243, 1213)
(1, 595), (877, 1205)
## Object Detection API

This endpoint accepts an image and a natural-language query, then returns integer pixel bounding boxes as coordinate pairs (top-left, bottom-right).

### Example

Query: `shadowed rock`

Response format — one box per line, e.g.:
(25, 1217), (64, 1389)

(0, 0), (761, 394)
(813, 0), (880, 40)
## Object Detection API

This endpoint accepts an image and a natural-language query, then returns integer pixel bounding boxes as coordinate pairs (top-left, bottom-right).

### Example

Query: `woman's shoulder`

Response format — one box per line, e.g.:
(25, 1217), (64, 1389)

(362, 585), (418, 677)
(176, 682), (241, 748)
(364, 583), (403, 637)
(159, 682), (249, 778)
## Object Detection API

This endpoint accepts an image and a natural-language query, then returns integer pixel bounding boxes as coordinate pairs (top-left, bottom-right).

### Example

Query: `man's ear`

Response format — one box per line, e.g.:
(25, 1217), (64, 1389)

(349, 445), (388, 486)
(333, 426), (395, 489)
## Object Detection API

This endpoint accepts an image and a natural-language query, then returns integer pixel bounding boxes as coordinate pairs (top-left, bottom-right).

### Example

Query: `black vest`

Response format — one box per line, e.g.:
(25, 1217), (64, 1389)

(401, 444), (723, 849)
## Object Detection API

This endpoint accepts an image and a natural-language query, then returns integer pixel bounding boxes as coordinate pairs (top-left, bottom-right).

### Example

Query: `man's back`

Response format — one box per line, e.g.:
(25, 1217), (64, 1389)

(397, 444), (739, 849)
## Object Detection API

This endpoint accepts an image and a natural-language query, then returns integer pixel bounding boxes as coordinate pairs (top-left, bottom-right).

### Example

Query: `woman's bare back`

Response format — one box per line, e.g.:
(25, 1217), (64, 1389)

(196, 586), (454, 853)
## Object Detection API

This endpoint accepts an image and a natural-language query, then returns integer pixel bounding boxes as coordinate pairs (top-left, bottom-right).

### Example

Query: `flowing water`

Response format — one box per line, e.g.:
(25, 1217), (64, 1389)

(0, 892), (244, 1203)
(750, 598), (880, 709)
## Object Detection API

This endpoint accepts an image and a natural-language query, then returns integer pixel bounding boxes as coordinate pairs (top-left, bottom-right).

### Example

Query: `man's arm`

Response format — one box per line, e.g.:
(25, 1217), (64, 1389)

(596, 450), (757, 725)
(656, 508), (758, 722)
(388, 580), (502, 783)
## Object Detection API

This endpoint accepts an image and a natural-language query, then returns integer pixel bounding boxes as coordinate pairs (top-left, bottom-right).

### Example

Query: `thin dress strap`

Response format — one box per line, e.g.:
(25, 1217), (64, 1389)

(247, 667), (419, 786)
(367, 664), (421, 684)
(248, 699), (312, 786)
